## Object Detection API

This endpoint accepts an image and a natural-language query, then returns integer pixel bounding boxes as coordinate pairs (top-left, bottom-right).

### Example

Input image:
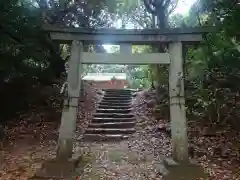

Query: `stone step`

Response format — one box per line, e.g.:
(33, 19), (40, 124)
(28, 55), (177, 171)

(85, 128), (135, 134)
(98, 105), (131, 109)
(104, 90), (132, 94)
(104, 95), (132, 98)
(92, 117), (135, 123)
(104, 91), (132, 95)
(100, 102), (132, 106)
(104, 93), (132, 97)
(103, 97), (132, 101)
(88, 122), (135, 128)
(101, 99), (132, 103)
(83, 134), (130, 141)
(96, 108), (132, 113)
(100, 101), (132, 105)
(104, 89), (133, 92)
(104, 92), (132, 96)
(93, 113), (134, 118)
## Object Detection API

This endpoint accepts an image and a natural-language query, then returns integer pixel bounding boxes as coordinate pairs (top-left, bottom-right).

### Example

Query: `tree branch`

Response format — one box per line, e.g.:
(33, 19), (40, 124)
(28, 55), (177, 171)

(164, 0), (171, 8)
(155, 0), (165, 7)
(36, 0), (48, 9)
(168, 0), (179, 15)
(143, 0), (156, 14)
(0, 25), (23, 44)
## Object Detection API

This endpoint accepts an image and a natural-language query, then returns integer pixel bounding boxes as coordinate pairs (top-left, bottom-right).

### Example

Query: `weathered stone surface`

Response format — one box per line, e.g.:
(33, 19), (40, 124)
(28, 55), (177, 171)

(34, 157), (80, 179)
(91, 117), (135, 123)
(103, 97), (132, 101)
(85, 128), (135, 135)
(96, 108), (132, 114)
(45, 25), (208, 43)
(92, 113), (134, 118)
(162, 157), (208, 180)
(154, 163), (169, 176)
(56, 139), (73, 160)
(84, 89), (135, 141)
(99, 105), (131, 109)
(100, 101), (131, 106)
(88, 122), (135, 129)
(83, 134), (130, 141)
(164, 163), (208, 180)
(169, 42), (188, 162)
(163, 157), (179, 167)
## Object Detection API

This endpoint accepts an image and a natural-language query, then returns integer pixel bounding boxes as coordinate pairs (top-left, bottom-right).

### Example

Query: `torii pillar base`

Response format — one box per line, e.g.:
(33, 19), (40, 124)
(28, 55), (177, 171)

(33, 156), (81, 179)
(163, 157), (208, 180)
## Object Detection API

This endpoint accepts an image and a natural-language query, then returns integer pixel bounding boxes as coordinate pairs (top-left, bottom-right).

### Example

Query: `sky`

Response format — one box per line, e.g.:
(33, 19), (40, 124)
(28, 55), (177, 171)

(103, 0), (197, 52)
(173, 0), (197, 15)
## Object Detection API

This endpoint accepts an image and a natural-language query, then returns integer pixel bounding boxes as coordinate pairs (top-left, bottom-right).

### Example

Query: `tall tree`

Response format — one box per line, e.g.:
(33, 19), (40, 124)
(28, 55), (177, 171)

(0, 0), (117, 120)
(141, 0), (179, 101)
(143, 0), (179, 28)
(38, 0), (117, 27)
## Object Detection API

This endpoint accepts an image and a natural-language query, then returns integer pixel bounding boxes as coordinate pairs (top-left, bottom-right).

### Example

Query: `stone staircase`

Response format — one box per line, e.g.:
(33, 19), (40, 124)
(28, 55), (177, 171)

(84, 89), (135, 141)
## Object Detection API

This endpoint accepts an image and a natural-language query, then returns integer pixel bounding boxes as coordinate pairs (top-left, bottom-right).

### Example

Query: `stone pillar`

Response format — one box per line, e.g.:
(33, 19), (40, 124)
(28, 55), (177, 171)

(169, 42), (188, 162)
(56, 40), (83, 160)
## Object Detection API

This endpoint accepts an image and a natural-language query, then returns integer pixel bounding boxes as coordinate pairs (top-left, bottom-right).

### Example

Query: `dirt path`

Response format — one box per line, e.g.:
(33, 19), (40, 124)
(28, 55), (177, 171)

(1, 88), (240, 180)
(74, 114), (169, 180)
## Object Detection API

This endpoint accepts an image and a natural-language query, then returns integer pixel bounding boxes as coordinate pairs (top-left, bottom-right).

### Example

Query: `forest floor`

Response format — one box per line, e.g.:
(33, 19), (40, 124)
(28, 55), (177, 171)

(0, 85), (240, 180)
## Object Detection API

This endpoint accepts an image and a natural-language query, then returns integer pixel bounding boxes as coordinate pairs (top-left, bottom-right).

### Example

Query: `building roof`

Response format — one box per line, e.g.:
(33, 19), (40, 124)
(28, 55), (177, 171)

(83, 73), (127, 81)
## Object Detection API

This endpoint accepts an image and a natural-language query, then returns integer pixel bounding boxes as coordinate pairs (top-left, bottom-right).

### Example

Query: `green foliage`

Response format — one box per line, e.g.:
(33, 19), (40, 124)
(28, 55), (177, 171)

(1, 0), (238, 128)
(82, 45), (153, 89)
(0, 0), (116, 121)
(126, 65), (151, 89)
(184, 0), (240, 125)
(143, 0), (179, 28)
(82, 63), (151, 89)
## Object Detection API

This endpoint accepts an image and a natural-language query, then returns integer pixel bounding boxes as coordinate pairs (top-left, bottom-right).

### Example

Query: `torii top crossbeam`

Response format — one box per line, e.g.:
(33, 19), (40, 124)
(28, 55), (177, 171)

(43, 25), (213, 44)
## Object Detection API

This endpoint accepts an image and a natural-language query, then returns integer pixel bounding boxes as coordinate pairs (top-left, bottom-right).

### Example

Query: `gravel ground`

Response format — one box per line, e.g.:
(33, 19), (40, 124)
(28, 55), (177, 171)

(1, 88), (239, 180)
(74, 90), (240, 180)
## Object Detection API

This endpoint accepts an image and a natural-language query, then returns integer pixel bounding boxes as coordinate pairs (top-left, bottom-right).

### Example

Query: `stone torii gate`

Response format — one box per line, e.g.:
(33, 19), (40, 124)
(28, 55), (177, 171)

(44, 25), (211, 164)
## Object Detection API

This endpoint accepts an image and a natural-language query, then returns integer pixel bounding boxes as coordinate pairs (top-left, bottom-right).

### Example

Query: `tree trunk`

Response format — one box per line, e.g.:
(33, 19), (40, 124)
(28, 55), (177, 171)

(152, 14), (156, 28)
(149, 67), (155, 89)
(157, 10), (168, 29)
(155, 9), (168, 102)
